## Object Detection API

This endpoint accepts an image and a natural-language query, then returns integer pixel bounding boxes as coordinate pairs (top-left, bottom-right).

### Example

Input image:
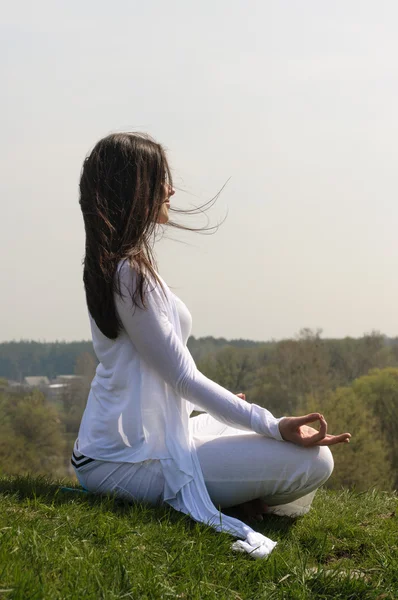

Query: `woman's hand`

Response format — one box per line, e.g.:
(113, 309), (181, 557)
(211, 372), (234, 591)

(278, 413), (351, 447)
(235, 396), (351, 447)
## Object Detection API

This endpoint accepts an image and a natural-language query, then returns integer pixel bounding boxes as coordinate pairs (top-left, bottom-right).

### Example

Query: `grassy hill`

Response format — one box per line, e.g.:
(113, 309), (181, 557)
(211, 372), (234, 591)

(0, 476), (397, 599)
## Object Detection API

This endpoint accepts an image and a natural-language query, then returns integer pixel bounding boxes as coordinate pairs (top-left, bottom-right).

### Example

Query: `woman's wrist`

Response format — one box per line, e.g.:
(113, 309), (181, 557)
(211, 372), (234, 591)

(273, 416), (287, 441)
(277, 416), (287, 441)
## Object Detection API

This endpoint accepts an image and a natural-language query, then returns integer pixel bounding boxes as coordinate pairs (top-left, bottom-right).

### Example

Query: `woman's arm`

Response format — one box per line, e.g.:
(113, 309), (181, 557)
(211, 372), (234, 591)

(114, 265), (284, 441)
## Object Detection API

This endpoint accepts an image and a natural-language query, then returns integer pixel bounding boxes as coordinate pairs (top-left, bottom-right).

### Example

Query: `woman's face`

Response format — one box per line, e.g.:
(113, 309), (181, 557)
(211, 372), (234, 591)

(156, 181), (175, 224)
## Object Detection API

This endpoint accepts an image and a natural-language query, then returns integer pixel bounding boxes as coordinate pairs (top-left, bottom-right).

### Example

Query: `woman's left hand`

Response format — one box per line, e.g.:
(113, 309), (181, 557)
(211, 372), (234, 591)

(279, 413), (351, 447)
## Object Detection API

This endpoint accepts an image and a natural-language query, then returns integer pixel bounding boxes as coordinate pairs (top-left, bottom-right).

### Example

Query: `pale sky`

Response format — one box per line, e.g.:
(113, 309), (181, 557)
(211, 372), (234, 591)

(2, 1), (398, 343)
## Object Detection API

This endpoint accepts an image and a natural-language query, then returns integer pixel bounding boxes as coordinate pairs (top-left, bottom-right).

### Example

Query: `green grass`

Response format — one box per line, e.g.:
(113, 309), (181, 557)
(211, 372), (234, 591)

(0, 476), (397, 599)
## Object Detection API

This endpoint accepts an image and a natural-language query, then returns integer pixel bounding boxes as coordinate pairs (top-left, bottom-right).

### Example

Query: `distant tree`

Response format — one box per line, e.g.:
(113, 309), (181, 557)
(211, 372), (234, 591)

(302, 386), (393, 491)
(249, 329), (331, 416)
(328, 331), (393, 388)
(187, 336), (263, 364)
(197, 346), (258, 394)
(0, 340), (97, 381)
(352, 367), (398, 488)
(0, 388), (66, 477)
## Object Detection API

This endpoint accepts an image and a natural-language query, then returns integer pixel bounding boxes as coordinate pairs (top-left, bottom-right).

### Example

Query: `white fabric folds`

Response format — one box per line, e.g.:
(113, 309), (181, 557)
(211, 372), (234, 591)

(77, 260), (282, 558)
(156, 273), (279, 557)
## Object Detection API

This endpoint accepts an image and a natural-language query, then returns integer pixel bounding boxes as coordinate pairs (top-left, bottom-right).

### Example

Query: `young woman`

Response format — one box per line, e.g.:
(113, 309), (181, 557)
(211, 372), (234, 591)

(72, 132), (351, 558)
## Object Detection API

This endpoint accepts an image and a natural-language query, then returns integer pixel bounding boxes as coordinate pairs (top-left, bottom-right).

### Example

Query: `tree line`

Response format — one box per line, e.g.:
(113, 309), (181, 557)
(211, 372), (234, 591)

(0, 330), (397, 491)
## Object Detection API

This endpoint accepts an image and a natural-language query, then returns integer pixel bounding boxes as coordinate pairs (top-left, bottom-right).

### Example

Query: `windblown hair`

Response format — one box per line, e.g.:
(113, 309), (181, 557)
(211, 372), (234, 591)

(79, 131), (222, 339)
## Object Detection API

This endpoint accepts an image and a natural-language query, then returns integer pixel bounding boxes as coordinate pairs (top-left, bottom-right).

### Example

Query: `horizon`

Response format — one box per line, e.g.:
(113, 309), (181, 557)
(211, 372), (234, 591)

(0, 329), (394, 346)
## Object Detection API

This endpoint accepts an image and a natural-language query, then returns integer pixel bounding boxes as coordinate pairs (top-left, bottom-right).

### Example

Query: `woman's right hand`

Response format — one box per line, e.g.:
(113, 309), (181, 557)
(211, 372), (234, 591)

(278, 413), (351, 447)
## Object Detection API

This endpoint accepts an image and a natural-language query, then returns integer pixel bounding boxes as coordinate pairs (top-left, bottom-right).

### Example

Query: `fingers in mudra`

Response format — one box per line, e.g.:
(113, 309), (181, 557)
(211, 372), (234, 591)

(279, 413), (351, 447)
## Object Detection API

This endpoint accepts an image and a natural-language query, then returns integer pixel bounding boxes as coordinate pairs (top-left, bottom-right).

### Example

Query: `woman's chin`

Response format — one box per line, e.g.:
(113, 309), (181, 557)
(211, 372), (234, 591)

(156, 209), (170, 225)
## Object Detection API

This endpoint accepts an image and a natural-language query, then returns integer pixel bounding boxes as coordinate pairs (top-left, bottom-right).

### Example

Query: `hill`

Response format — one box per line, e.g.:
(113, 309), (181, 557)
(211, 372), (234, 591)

(0, 476), (397, 599)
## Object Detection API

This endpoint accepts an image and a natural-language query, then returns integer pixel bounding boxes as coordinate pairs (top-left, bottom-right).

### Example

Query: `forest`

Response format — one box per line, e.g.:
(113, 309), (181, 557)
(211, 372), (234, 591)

(1, 329), (397, 491)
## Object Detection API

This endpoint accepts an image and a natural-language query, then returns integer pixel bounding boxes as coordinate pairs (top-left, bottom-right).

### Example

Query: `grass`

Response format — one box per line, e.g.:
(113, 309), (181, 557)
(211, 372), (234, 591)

(0, 476), (397, 599)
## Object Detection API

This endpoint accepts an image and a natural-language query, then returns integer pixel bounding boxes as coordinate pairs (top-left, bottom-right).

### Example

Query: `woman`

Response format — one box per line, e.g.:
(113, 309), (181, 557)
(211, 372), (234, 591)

(72, 132), (351, 558)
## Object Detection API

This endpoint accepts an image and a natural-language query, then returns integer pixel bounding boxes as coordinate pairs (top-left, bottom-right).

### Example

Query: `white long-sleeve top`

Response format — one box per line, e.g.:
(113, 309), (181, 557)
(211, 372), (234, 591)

(76, 258), (284, 558)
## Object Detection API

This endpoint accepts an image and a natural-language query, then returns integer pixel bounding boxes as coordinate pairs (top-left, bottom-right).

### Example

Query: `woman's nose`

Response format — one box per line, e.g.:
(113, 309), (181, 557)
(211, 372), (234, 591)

(169, 184), (175, 196)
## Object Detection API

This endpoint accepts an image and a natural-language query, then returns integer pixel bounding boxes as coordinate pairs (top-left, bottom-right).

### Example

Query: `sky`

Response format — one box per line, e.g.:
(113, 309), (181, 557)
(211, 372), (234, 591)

(1, 0), (398, 343)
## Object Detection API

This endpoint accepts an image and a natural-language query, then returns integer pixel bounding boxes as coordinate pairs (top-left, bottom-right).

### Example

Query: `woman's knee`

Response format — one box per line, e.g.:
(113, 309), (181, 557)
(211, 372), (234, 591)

(310, 446), (334, 487)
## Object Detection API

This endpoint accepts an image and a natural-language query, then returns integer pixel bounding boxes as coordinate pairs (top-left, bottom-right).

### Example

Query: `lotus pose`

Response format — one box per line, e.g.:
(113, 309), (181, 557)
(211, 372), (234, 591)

(72, 132), (351, 558)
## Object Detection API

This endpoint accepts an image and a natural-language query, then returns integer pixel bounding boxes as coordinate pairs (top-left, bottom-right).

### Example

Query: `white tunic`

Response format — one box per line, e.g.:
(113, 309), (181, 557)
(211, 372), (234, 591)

(76, 258), (285, 557)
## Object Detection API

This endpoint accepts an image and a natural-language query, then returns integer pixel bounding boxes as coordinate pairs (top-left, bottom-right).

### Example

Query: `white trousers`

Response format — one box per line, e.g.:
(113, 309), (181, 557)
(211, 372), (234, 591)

(73, 413), (334, 516)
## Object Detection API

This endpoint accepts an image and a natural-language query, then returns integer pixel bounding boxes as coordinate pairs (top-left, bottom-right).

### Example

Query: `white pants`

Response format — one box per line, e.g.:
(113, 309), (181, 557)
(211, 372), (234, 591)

(73, 413), (334, 516)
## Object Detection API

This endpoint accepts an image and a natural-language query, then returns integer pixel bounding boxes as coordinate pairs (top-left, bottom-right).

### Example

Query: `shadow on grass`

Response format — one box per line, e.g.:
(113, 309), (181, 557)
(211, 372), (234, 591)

(223, 505), (299, 538)
(0, 474), (297, 540)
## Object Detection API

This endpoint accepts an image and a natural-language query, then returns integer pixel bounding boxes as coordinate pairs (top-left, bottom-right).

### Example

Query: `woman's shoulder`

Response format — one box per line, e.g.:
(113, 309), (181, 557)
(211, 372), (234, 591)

(116, 258), (170, 304)
(116, 257), (148, 284)
(117, 256), (137, 274)
(117, 257), (155, 276)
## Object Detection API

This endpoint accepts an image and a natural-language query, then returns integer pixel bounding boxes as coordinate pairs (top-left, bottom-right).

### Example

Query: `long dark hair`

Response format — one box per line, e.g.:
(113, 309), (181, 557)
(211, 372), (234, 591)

(79, 131), (223, 339)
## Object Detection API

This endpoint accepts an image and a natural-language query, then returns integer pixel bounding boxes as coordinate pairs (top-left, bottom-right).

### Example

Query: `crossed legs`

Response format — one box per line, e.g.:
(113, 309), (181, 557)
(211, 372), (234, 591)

(190, 413), (334, 513)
